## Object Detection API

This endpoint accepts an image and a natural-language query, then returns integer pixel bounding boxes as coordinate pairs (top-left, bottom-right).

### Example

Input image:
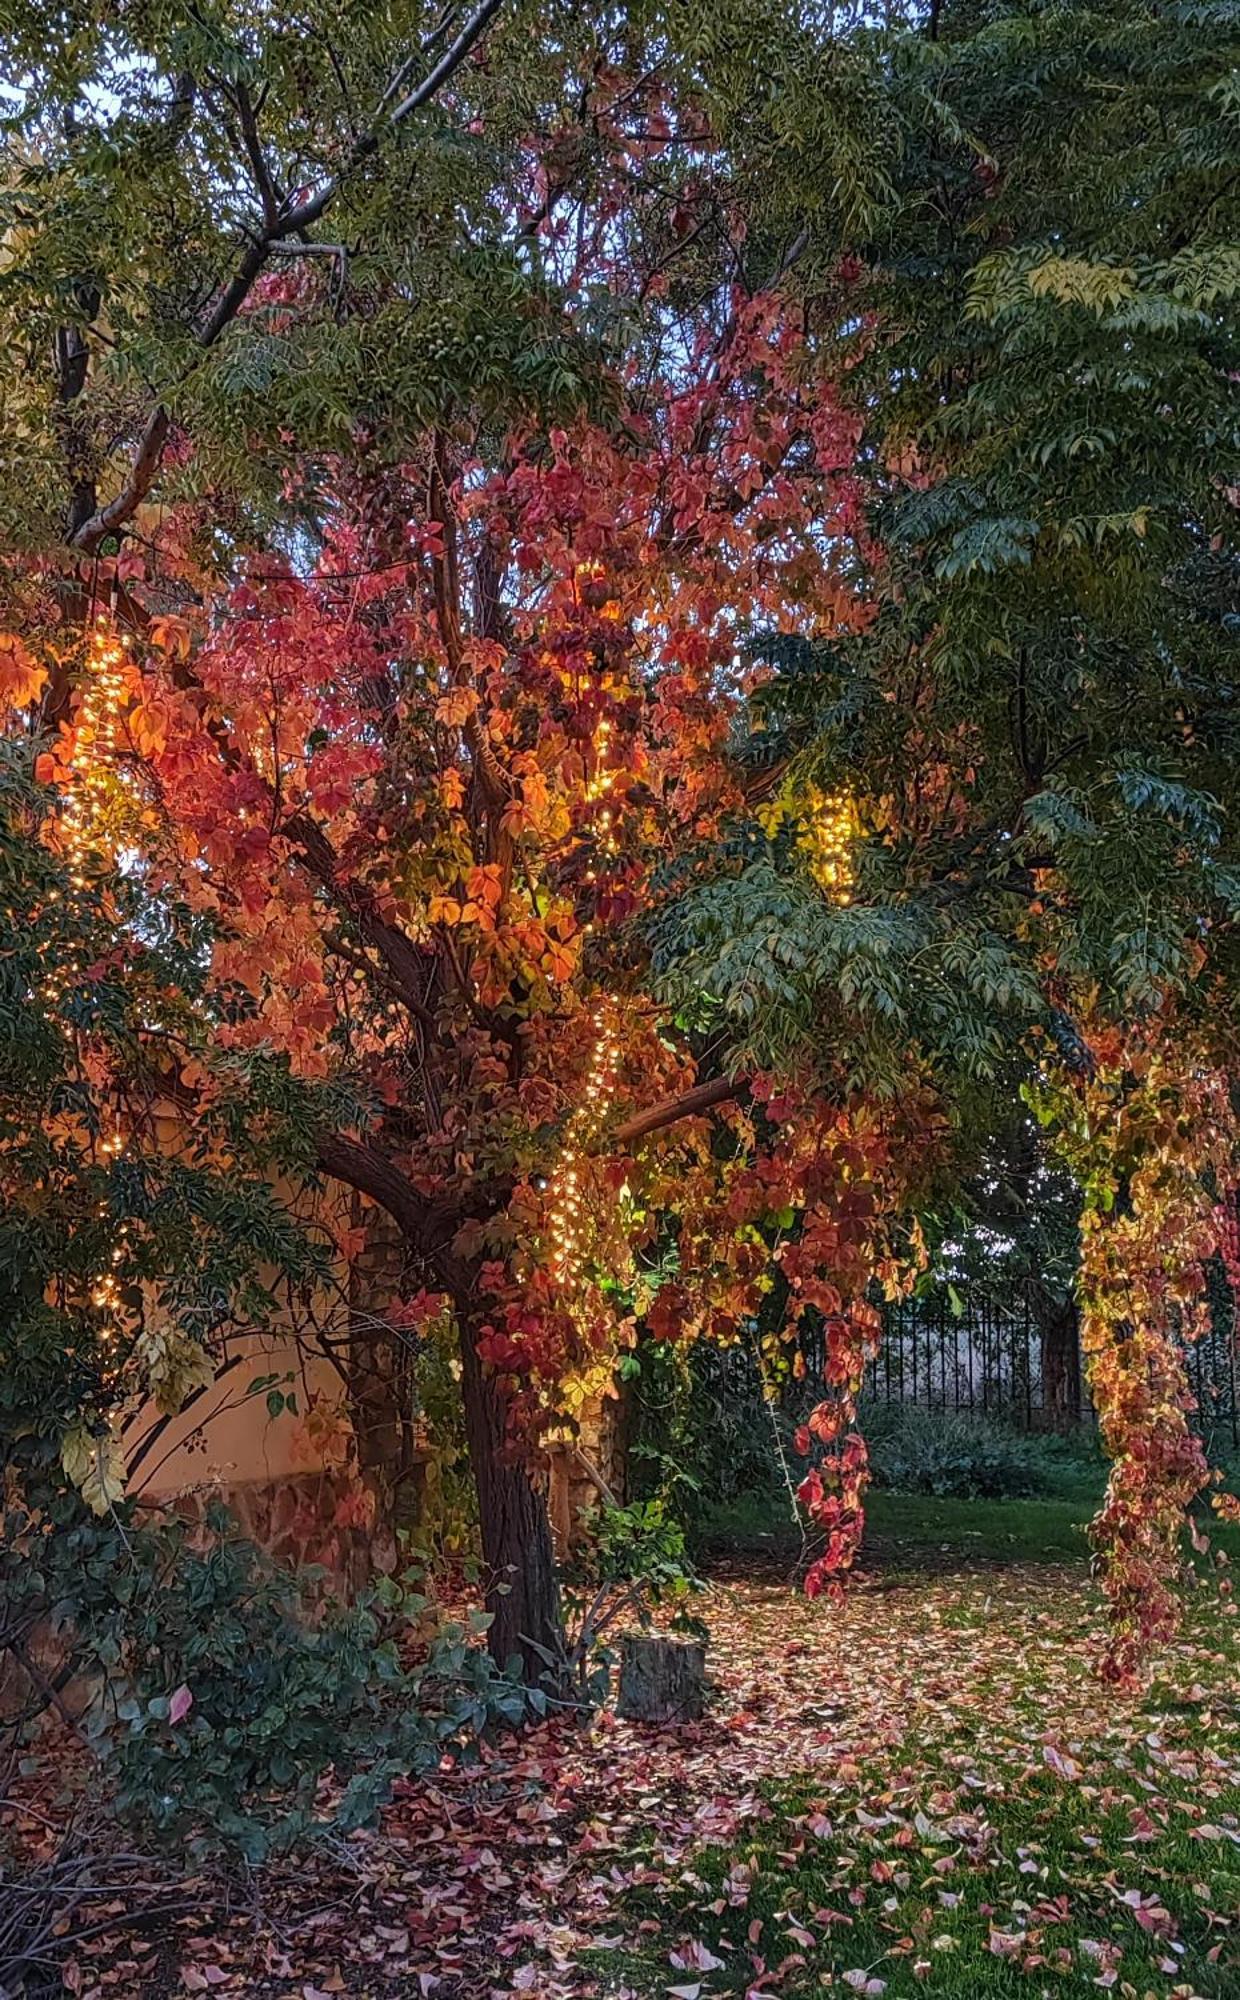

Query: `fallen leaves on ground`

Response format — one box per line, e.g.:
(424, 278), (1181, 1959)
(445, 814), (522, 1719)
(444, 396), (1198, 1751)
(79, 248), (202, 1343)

(38, 1555), (1240, 1999)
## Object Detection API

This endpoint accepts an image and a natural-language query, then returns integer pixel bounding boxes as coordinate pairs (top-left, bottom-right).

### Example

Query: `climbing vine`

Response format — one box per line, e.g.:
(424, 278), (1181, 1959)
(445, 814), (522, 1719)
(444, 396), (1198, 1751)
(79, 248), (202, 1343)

(1032, 1029), (1240, 1684)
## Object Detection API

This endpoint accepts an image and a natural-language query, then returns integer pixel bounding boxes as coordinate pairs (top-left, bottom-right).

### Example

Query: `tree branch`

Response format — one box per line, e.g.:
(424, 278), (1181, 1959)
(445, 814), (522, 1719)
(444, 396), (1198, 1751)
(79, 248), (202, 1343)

(612, 1074), (746, 1146)
(234, 80), (283, 228)
(314, 1132), (454, 1248)
(71, 407), (170, 554)
(281, 811), (441, 1031)
(69, 0), (505, 553)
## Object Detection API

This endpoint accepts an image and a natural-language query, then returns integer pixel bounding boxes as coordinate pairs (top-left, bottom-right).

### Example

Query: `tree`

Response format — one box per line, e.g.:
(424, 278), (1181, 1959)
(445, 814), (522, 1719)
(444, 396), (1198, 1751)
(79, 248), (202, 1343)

(2, 1), (911, 1677)
(7, 0), (1236, 1684)
(34, 326), (923, 1673)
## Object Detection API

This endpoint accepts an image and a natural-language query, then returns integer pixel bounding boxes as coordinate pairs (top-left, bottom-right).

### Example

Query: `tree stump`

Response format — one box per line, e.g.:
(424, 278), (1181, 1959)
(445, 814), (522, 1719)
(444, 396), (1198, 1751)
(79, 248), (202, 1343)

(616, 1633), (707, 1723)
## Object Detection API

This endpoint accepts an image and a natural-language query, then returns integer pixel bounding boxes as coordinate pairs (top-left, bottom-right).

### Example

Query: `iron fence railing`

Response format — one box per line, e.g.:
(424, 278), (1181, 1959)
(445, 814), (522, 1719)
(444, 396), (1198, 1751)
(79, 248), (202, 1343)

(866, 1290), (1240, 1446)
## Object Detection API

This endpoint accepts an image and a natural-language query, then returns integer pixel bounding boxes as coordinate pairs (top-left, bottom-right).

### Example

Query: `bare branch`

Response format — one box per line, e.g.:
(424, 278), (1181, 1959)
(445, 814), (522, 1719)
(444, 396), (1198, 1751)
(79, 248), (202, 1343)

(612, 1074), (746, 1147)
(281, 810), (441, 1031)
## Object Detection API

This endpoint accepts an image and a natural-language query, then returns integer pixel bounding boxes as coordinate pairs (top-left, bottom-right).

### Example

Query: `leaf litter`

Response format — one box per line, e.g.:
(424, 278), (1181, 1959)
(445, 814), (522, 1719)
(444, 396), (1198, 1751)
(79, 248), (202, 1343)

(42, 1556), (1240, 1999)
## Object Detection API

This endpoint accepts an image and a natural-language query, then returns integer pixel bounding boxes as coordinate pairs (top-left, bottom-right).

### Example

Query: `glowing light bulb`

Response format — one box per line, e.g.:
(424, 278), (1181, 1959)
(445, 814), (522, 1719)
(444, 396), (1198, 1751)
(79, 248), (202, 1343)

(58, 617), (139, 878)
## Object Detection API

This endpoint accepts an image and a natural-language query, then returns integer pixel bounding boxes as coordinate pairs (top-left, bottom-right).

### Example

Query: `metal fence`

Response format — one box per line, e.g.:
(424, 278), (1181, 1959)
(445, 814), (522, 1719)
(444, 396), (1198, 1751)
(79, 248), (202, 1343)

(1186, 1296), (1240, 1453)
(867, 1288), (1240, 1447)
(868, 1292), (1054, 1428)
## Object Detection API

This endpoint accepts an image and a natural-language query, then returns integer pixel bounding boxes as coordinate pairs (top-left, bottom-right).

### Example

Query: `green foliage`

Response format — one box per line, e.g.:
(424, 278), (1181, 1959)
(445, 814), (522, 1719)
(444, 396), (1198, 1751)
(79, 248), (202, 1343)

(652, 0), (1240, 1101)
(2, 1473), (524, 1863)
(558, 1497), (705, 1706)
(0, 741), (331, 1498)
(102, 1536), (525, 1862)
(0, 746), (523, 1864)
(402, 1302), (479, 1566)
(862, 1403), (1057, 1502)
(573, 1495), (699, 1602)
(0, 0), (904, 568)
(629, 1339), (783, 1511)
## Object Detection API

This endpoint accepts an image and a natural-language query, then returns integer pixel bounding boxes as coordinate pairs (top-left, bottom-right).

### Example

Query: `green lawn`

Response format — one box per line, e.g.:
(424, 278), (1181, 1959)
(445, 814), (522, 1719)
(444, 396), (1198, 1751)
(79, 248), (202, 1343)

(695, 1484), (1240, 1569)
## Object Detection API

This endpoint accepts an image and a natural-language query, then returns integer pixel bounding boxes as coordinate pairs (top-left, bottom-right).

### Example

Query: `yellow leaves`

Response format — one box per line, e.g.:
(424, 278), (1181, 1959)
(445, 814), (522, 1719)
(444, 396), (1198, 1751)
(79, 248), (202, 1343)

(1027, 256), (1137, 313)
(0, 631), (47, 709)
(132, 1327), (216, 1415)
(554, 1360), (617, 1420)
(61, 1421), (126, 1515)
(966, 250), (1137, 324)
(754, 795), (790, 838)
(759, 778), (858, 902)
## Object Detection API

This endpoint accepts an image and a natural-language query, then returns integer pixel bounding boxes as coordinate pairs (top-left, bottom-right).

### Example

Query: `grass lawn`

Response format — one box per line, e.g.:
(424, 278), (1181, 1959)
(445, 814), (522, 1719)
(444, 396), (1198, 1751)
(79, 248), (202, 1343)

(698, 1487), (1100, 1566)
(696, 1485), (1240, 1570)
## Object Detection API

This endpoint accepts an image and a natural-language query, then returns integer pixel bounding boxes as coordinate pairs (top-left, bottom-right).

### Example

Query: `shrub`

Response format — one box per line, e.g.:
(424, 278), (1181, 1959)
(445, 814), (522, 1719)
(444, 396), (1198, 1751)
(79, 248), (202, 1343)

(861, 1404), (1056, 1501)
(2, 1470), (527, 1864)
(558, 1498), (705, 1704)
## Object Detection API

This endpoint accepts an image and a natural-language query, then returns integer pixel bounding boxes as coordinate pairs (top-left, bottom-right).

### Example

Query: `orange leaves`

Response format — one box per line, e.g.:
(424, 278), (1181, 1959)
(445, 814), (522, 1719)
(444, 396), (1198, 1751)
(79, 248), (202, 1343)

(128, 698), (170, 756)
(147, 614), (191, 660)
(434, 686), (480, 728)
(32, 286), (885, 1476)
(469, 864), (504, 913)
(429, 865), (505, 930)
(541, 935), (577, 985)
(0, 631), (47, 708)
(1045, 1030), (1240, 1684)
(500, 758), (556, 841)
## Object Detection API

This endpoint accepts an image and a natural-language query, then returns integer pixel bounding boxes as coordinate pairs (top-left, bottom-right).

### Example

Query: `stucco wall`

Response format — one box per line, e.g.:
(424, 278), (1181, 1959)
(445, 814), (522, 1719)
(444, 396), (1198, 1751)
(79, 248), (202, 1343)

(126, 1327), (345, 1501)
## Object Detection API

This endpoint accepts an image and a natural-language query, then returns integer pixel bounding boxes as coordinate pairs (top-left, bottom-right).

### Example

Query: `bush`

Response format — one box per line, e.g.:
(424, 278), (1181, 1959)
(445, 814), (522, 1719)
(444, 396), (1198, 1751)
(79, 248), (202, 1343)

(2, 1472), (527, 1864)
(628, 1340), (785, 1507)
(861, 1404), (1056, 1500)
(559, 1498), (705, 1704)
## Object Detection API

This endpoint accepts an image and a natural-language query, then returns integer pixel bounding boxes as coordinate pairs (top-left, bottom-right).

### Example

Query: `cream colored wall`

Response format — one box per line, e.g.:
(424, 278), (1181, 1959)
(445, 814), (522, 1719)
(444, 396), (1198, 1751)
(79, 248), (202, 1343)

(126, 1115), (357, 1500)
(126, 1329), (344, 1500)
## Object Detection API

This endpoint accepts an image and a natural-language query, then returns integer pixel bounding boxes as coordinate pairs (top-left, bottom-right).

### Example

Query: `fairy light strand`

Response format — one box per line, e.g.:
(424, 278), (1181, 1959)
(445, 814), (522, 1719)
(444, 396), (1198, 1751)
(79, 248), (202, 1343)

(801, 782), (859, 904)
(60, 616), (133, 882)
(546, 1011), (621, 1292)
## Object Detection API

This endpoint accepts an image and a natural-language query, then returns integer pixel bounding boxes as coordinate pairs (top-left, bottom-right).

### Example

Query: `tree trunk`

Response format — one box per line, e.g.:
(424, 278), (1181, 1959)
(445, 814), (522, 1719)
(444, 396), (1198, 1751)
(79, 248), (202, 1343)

(1038, 1292), (1082, 1430)
(457, 1308), (566, 1686)
(345, 1199), (413, 1568)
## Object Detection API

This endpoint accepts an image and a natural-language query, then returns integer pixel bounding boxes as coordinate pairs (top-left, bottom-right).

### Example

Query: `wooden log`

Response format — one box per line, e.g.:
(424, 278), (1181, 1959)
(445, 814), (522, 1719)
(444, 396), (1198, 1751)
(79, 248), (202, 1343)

(616, 1632), (707, 1723)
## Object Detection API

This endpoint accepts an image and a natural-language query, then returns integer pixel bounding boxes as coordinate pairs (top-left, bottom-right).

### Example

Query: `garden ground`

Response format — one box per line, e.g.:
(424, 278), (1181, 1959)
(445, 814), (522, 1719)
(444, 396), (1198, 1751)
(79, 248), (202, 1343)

(51, 1494), (1240, 2000)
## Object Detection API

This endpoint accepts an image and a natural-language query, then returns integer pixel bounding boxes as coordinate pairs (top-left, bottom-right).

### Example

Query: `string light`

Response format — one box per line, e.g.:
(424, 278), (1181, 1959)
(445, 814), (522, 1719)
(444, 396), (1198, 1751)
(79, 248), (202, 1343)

(545, 1008), (621, 1293)
(64, 595), (134, 1350)
(801, 783), (859, 904)
(583, 715), (616, 803)
(60, 616), (135, 881)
